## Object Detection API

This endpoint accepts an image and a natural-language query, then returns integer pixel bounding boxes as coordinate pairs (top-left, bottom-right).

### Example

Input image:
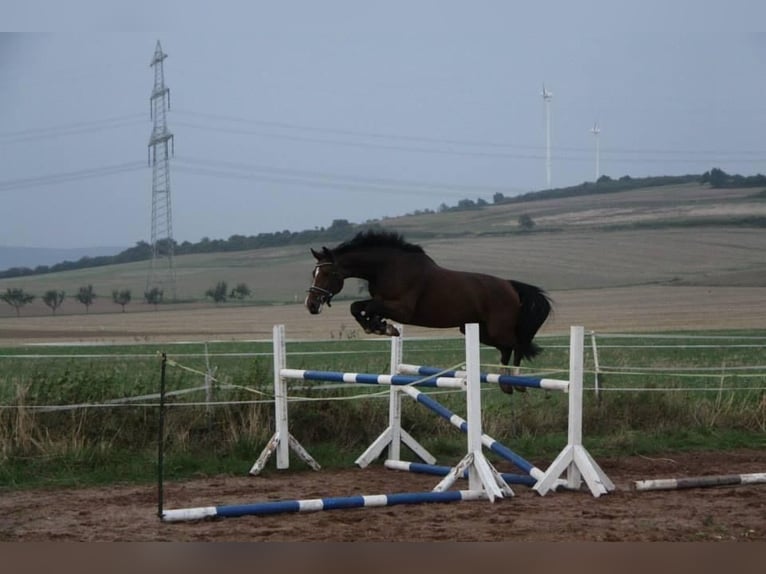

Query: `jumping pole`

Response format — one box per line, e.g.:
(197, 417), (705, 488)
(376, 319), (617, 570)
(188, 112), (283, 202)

(635, 473), (766, 491)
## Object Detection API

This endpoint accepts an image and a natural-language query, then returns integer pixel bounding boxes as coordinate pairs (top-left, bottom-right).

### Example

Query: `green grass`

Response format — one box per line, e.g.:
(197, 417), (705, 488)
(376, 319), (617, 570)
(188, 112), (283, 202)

(1, 330), (764, 491)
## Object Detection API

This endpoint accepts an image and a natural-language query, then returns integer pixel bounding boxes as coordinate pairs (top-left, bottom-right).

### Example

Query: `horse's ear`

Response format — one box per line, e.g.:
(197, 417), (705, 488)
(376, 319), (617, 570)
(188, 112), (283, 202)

(310, 248), (322, 261)
(322, 247), (334, 262)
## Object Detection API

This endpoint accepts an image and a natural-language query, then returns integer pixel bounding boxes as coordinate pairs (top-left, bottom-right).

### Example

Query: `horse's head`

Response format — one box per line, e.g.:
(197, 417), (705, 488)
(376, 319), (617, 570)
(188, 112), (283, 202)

(305, 247), (344, 314)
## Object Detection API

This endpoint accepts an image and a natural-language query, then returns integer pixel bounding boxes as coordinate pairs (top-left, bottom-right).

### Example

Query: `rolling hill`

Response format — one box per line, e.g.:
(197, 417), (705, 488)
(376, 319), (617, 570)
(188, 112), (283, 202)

(1, 181), (765, 328)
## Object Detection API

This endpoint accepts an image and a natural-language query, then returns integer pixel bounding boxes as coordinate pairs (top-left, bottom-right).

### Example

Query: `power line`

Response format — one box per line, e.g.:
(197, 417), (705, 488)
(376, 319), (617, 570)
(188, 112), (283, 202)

(173, 108), (766, 159)
(0, 161), (145, 192)
(173, 119), (539, 161)
(1, 108), (762, 164)
(173, 108), (541, 150)
(173, 155), (518, 196)
(174, 119), (764, 165)
(0, 114), (145, 144)
(174, 165), (487, 199)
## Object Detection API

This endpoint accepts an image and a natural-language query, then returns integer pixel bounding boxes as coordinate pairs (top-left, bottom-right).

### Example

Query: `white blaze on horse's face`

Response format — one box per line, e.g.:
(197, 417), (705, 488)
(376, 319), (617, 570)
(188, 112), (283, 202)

(306, 261), (342, 315)
(305, 265), (325, 314)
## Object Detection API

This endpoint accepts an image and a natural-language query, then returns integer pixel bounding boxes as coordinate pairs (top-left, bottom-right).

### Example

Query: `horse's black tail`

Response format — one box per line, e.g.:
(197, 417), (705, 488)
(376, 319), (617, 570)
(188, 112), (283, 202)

(509, 280), (553, 362)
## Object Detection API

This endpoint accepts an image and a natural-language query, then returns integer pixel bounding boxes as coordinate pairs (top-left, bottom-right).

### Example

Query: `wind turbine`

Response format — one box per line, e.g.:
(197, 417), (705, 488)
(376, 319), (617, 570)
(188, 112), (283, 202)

(541, 84), (553, 188)
(590, 122), (601, 181)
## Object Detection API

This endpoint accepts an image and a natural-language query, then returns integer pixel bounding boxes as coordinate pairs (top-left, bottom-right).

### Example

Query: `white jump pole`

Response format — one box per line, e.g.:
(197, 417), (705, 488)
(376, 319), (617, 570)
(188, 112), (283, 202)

(533, 325), (615, 497)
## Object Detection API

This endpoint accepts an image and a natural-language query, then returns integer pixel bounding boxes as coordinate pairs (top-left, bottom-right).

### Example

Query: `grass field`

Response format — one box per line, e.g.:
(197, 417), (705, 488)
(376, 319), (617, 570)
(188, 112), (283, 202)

(1, 327), (764, 490)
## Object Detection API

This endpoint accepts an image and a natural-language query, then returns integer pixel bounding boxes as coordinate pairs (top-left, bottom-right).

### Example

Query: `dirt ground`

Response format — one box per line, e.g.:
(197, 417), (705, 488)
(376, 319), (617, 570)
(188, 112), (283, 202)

(2, 449), (764, 541)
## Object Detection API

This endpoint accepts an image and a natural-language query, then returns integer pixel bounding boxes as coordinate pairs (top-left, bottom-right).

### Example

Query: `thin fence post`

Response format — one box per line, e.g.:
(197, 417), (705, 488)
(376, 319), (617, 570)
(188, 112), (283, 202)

(157, 352), (167, 519)
(204, 342), (212, 414)
(590, 331), (601, 400)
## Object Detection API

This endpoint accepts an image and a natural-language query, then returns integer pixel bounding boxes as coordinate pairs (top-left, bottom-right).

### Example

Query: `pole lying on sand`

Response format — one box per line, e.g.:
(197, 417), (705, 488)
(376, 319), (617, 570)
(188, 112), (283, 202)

(634, 472), (766, 492)
(162, 490), (488, 522)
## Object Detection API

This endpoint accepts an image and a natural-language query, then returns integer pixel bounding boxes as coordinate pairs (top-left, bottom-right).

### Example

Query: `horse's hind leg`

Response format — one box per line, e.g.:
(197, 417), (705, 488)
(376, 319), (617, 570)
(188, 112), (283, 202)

(496, 351), (529, 395)
(497, 347), (522, 395)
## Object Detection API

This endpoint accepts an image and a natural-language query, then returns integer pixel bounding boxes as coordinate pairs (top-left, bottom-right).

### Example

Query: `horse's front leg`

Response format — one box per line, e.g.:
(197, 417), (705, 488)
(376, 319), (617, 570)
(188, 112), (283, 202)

(349, 300), (400, 337)
(350, 300), (376, 333)
(364, 299), (402, 336)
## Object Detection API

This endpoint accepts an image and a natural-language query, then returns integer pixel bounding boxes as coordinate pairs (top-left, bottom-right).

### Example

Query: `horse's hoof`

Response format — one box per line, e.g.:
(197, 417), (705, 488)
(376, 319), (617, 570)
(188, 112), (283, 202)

(385, 324), (400, 337)
(499, 383), (527, 394)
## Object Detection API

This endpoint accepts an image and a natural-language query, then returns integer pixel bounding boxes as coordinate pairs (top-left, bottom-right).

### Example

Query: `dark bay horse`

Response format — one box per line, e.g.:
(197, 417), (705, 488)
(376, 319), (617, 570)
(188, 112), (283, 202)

(305, 230), (552, 393)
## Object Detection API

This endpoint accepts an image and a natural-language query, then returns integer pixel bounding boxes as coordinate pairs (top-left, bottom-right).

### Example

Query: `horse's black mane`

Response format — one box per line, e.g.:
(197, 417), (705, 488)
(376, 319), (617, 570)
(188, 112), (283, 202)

(333, 230), (424, 255)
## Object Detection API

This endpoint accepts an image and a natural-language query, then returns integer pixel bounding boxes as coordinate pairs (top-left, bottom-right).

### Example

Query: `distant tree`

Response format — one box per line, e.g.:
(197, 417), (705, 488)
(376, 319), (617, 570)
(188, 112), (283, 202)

(1, 287), (35, 317)
(329, 219), (352, 231)
(708, 167), (729, 188)
(205, 281), (229, 303)
(229, 282), (251, 300)
(75, 284), (96, 314)
(42, 289), (66, 315)
(144, 287), (163, 309)
(493, 192), (505, 204)
(112, 289), (132, 312)
(518, 214), (536, 231)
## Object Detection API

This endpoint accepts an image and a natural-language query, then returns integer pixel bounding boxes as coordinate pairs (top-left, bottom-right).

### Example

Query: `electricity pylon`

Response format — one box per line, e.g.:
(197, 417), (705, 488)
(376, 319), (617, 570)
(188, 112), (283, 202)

(146, 40), (176, 301)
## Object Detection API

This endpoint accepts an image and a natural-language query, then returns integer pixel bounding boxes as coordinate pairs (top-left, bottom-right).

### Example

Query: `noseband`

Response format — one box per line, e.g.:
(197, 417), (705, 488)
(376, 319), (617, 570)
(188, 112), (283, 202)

(308, 262), (339, 307)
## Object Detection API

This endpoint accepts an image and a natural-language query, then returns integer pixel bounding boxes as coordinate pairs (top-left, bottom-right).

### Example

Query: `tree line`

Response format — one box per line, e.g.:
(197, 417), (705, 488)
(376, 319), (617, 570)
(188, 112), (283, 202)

(1, 281), (252, 316)
(2, 170), (764, 282)
(0, 219), (369, 279)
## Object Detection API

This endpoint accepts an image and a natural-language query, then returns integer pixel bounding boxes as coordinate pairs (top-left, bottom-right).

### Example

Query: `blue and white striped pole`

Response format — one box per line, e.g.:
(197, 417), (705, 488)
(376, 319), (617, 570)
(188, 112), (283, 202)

(161, 490), (487, 522)
(397, 364), (569, 392)
(384, 459), (536, 486)
(280, 368), (466, 389)
(397, 383), (544, 480)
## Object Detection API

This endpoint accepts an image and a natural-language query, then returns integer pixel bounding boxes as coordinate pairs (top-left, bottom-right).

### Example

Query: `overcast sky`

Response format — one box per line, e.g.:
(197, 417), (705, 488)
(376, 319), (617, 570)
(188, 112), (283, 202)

(1, 1), (765, 249)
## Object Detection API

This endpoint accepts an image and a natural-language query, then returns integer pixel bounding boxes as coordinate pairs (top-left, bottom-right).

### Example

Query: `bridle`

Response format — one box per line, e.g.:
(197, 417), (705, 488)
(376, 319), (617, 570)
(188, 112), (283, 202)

(307, 262), (340, 307)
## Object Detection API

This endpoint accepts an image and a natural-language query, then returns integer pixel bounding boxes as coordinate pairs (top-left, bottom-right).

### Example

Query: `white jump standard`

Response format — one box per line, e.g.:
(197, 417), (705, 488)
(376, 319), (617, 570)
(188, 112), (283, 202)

(251, 324), (613, 497)
(253, 323), (519, 501)
(533, 326), (614, 497)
